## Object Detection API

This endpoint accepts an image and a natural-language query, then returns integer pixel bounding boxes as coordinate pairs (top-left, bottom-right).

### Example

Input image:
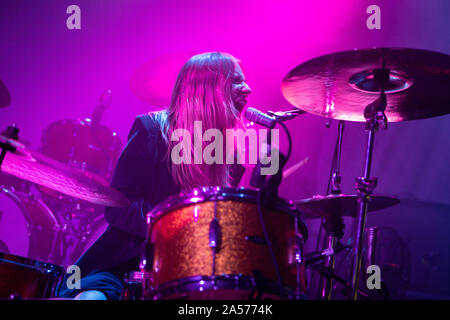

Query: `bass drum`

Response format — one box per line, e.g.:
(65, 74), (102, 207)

(0, 188), (59, 264)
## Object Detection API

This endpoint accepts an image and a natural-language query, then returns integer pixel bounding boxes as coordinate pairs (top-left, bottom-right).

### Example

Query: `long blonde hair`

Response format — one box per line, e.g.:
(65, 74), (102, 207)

(161, 52), (241, 190)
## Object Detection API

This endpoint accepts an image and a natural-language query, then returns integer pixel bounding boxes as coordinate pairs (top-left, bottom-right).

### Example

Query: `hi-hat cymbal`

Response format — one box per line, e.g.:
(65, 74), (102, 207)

(0, 135), (129, 208)
(282, 48), (450, 122)
(294, 194), (400, 219)
(0, 79), (11, 108)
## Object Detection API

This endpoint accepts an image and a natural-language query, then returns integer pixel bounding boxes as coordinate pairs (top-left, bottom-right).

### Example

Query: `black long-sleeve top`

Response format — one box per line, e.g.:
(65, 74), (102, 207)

(104, 112), (180, 239)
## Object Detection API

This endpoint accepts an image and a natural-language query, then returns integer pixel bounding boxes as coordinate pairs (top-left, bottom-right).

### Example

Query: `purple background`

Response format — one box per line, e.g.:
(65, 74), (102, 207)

(0, 0), (449, 298)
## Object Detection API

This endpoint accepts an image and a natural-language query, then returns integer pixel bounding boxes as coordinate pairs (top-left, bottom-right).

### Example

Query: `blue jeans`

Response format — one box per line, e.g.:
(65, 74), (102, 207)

(57, 225), (142, 300)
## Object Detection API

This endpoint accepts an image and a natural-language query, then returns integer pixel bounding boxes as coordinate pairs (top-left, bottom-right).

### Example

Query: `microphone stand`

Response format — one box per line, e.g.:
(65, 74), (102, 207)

(250, 117), (304, 298)
(320, 120), (345, 300)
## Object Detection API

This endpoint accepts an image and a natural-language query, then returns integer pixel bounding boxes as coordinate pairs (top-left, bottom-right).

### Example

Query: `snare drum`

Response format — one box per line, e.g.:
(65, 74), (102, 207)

(145, 187), (308, 300)
(0, 252), (63, 299)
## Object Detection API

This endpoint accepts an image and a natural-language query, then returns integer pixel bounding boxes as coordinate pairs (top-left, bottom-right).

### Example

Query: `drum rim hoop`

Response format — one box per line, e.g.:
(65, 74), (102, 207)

(148, 186), (297, 224)
(148, 274), (296, 300)
(0, 252), (63, 274)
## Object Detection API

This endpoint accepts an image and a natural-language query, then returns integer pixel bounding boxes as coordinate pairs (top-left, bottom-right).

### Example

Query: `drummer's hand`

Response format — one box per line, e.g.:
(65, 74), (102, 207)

(74, 290), (107, 300)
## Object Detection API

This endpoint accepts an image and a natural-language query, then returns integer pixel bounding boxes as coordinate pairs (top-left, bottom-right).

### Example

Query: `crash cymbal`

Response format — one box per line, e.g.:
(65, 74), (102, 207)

(0, 79), (11, 108)
(0, 135), (129, 207)
(282, 48), (450, 122)
(294, 194), (400, 219)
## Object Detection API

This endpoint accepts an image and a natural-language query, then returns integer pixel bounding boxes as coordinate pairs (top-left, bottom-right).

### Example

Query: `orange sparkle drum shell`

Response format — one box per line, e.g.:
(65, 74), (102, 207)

(147, 188), (307, 299)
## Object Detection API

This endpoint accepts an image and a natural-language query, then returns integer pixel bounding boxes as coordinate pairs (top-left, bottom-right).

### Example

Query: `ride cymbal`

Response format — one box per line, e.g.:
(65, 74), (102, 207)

(282, 48), (450, 122)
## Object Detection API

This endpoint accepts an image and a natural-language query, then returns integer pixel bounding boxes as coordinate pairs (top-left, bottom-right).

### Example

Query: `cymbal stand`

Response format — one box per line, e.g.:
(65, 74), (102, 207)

(349, 68), (389, 300)
(0, 125), (19, 170)
(321, 120), (345, 300)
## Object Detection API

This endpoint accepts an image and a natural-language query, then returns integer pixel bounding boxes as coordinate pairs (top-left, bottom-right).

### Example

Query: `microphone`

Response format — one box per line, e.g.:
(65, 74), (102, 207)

(267, 109), (306, 120)
(304, 245), (350, 266)
(244, 107), (276, 129)
(245, 107), (305, 128)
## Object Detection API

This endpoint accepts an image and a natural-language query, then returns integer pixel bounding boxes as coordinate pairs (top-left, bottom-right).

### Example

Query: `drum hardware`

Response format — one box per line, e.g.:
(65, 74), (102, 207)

(121, 271), (152, 300)
(208, 195), (221, 275)
(293, 214), (305, 299)
(0, 79), (11, 108)
(0, 125), (19, 169)
(138, 238), (154, 300)
(244, 235), (267, 246)
(367, 227), (378, 266)
(303, 245), (351, 267)
(350, 68), (388, 300)
(91, 89), (112, 126)
(323, 119), (345, 300)
(320, 213), (346, 300)
(283, 47), (450, 299)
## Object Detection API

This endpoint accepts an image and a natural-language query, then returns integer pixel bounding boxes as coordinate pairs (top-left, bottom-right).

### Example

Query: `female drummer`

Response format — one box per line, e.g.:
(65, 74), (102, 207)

(58, 52), (251, 300)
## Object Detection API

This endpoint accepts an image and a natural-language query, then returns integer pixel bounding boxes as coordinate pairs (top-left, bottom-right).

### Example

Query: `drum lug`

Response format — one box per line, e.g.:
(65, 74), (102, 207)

(288, 233), (304, 266)
(245, 235), (267, 246)
(208, 217), (221, 250)
(139, 240), (154, 271)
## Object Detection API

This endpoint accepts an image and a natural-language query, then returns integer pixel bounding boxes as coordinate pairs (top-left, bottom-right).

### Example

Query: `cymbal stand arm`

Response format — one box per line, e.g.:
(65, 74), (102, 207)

(0, 125), (19, 171)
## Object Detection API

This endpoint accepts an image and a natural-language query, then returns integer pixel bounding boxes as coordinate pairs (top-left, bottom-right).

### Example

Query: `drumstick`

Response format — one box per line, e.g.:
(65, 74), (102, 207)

(283, 157), (309, 180)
